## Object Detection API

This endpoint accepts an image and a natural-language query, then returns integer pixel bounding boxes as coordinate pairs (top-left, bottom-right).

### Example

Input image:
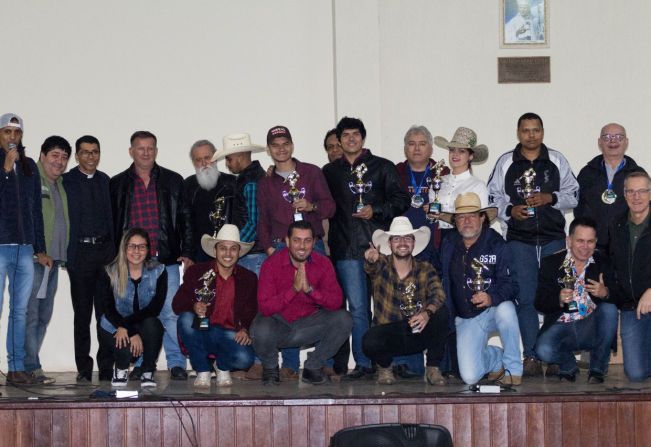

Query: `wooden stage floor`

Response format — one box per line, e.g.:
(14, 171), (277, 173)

(1, 364), (650, 446)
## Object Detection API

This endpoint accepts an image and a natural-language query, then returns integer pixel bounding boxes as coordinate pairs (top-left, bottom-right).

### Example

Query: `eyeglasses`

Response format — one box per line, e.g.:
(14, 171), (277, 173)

(127, 243), (148, 252)
(600, 134), (626, 143)
(624, 188), (651, 197)
(389, 236), (415, 243)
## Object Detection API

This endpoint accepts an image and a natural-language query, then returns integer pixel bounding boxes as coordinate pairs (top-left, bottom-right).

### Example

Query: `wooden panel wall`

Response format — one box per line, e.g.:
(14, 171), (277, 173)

(2, 400), (650, 447)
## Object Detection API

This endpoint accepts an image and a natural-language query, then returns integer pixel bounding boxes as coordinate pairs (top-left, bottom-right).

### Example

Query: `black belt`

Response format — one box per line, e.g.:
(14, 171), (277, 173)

(78, 236), (108, 245)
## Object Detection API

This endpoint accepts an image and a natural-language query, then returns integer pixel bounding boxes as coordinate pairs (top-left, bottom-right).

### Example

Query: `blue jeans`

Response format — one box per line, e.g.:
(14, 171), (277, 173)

(159, 265), (186, 369)
(0, 245), (34, 371)
(455, 301), (523, 384)
(25, 260), (60, 372)
(508, 239), (565, 358)
(621, 310), (651, 382)
(336, 259), (371, 368)
(536, 303), (618, 376)
(237, 252), (267, 277)
(177, 312), (254, 372)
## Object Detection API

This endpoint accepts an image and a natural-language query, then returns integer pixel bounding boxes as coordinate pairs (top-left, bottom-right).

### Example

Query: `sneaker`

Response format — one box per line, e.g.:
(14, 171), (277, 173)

(301, 368), (328, 385)
(426, 366), (446, 386)
(194, 372), (211, 388)
(262, 367), (280, 386)
(342, 366), (374, 381)
(523, 357), (543, 377)
(559, 372), (577, 382)
(377, 366), (396, 385)
(31, 369), (56, 385)
(216, 370), (233, 387)
(6, 371), (37, 385)
(279, 367), (299, 380)
(588, 371), (605, 384)
(111, 368), (128, 387)
(170, 366), (188, 381)
(140, 372), (156, 387)
(245, 363), (263, 381)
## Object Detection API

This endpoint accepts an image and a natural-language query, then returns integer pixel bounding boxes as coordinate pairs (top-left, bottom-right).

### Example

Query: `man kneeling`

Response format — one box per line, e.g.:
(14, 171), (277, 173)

(363, 217), (449, 385)
(251, 221), (352, 385)
(173, 225), (257, 387)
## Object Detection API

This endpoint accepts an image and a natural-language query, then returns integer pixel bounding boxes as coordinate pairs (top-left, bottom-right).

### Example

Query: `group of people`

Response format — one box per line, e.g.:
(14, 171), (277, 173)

(1, 110), (650, 390)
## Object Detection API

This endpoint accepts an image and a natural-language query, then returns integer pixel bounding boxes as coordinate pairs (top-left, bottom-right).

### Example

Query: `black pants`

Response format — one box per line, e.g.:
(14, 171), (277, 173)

(363, 305), (449, 368)
(98, 317), (164, 373)
(67, 241), (114, 374)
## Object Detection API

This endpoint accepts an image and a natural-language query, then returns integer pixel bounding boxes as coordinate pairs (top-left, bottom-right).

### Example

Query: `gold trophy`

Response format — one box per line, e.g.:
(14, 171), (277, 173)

(466, 258), (492, 309)
(208, 196), (226, 238)
(282, 171), (306, 221)
(399, 282), (423, 333)
(426, 159), (446, 223)
(558, 258), (578, 313)
(349, 163), (373, 213)
(517, 168), (539, 217)
(194, 269), (217, 330)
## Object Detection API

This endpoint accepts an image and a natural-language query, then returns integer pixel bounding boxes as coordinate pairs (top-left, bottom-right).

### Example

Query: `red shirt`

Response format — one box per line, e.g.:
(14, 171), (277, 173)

(212, 273), (235, 329)
(129, 173), (160, 257)
(258, 248), (343, 323)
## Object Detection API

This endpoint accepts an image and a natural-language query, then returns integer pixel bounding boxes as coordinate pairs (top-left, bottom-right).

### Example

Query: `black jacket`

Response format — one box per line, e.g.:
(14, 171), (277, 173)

(608, 211), (651, 310)
(575, 155), (644, 249)
(109, 163), (193, 265)
(535, 249), (619, 332)
(323, 149), (409, 261)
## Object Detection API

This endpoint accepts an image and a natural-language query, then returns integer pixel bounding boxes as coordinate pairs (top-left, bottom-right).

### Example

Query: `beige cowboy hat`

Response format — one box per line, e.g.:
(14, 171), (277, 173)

(211, 133), (266, 162)
(371, 217), (431, 256)
(438, 192), (498, 225)
(433, 127), (489, 164)
(200, 224), (254, 258)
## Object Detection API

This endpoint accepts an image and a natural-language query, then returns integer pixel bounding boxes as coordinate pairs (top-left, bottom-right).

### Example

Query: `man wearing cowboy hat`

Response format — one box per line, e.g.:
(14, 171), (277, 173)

(184, 139), (244, 262)
(172, 224), (257, 387)
(211, 133), (267, 276)
(362, 216), (448, 385)
(251, 221), (352, 385)
(487, 112), (579, 377)
(439, 193), (522, 385)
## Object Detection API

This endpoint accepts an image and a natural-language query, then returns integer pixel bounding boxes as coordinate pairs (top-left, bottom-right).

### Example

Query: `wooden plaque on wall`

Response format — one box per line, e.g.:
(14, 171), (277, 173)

(498, 56), (550, 83)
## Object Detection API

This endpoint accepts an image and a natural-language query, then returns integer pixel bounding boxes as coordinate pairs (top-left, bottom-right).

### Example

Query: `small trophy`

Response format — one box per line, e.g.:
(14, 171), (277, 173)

(426, 159), (446, 223)
(282, 171), (306, 221)
(208, 196), (226, 238)
(558, 258), (578, 313)
(399, 282), (423, 333)
(516, 168), (539, 217)
(466, 258), (492, 309)
(193, 269), (217, 330)
(349, 163), (373, 213)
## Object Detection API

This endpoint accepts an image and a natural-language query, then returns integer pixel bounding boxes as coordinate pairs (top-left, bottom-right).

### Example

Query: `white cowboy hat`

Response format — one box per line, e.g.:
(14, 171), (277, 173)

(200, 224), (253, 258)
(433, 127), (489, 164)
(211, 133), (266, 162)
(438, 192), (498, 225)
(371, 217), (431, 256)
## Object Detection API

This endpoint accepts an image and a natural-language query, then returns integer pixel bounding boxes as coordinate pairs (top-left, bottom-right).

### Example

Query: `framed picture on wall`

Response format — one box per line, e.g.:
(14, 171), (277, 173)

(500, 0), (548, 48)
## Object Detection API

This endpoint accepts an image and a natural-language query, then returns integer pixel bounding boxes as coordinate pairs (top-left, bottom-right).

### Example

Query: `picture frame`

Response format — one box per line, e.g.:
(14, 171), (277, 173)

(500, 0), (549, 48)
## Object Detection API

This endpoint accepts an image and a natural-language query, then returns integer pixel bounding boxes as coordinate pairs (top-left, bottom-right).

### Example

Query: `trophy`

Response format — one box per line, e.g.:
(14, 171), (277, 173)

(282, 171), (306, 221)
(193, 269), (217, 330)
(466, 258), (492, 309)
(426, 159), (446, 223)
(399, 282), (423, 333)
(349, 163), (373, 213)
(208, 196), (226, 237)
(558, 258), (578, 313)
(516, 168), (539, 217)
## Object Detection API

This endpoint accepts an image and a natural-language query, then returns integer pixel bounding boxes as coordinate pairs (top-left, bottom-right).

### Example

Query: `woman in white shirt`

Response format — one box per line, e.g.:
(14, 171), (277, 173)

(430, 127), (489, 231)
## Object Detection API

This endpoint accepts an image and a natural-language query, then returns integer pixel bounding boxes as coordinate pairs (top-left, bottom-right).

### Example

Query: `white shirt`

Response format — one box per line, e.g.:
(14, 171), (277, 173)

(430, 170), (489, 229)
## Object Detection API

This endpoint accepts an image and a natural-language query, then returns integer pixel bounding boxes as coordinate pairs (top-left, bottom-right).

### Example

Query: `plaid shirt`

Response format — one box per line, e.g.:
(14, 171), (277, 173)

(129, 173), (160, 257)
(365, 254), (445, 325)
(240, 182), (258, 243)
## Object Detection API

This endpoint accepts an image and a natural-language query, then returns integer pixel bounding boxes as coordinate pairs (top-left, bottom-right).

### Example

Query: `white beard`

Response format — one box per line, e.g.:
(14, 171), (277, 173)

(196, 164), (220, 190)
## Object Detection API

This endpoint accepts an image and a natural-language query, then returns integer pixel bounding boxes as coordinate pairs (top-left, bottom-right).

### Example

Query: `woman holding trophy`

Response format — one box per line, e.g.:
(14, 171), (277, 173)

(98, 228), (166, 387)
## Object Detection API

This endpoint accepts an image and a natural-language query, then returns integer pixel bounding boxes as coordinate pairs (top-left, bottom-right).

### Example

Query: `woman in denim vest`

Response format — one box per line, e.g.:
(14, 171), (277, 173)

(98, 228), (166, 387)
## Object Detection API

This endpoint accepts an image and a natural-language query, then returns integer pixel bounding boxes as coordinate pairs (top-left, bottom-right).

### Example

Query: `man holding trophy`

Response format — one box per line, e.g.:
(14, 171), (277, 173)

(534, 217), (618, 384)
(439, 193), (522, 385)
(172, 225), (257, 388)
(362, 217), (449, 386)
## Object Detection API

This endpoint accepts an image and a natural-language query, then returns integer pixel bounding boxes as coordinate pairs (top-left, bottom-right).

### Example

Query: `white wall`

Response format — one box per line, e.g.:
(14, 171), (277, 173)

(2, 0), (651, 371)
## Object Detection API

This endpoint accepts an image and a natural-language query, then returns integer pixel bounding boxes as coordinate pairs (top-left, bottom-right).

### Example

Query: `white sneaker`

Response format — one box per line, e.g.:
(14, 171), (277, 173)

(216, 369), (232, 387)
(111, 368), (128, 387)
(194, 372), (211, 388)
(140, 372), (156, 387)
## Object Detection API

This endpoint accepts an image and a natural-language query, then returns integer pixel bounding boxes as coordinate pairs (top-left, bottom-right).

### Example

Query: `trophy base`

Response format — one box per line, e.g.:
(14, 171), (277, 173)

(193, 316), (210, 331)
(526, 206), (536, 217)
(355, 203), (365, 213)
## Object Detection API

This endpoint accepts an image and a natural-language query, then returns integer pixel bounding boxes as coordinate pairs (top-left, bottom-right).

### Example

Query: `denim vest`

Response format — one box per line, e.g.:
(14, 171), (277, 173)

(100, 262), (165, 333)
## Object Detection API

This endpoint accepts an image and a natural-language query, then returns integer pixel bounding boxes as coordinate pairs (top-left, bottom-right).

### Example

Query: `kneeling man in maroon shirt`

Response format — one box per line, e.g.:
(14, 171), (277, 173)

(251, 221), (352, 385)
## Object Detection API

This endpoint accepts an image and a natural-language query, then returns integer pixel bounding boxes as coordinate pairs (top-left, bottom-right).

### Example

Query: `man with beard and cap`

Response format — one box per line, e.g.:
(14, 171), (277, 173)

(184, 139), (244, 262)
